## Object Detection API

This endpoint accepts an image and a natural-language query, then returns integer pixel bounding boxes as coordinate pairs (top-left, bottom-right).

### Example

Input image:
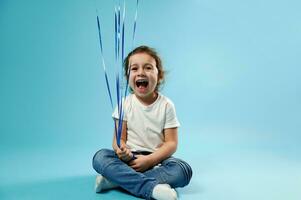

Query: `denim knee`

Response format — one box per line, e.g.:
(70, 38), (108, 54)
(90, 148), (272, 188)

(163, 157), (193, 187)
(92, 149), (115, 174)
(178, 159), (193, 186)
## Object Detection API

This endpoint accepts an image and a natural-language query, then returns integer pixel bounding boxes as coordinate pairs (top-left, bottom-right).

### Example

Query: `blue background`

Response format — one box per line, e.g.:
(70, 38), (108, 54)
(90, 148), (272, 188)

(1, 0), (300, 199)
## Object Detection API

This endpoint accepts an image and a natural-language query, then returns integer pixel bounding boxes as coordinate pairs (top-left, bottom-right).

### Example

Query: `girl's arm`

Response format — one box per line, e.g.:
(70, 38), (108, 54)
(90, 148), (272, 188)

(129, 127), (178, 172)
(112, 120), (133, 162)
(148, 127), (178, 165)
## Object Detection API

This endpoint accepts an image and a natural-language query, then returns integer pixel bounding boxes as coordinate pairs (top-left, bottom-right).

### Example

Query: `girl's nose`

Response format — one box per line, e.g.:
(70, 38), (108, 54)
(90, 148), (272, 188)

(137, 67), (146, 76)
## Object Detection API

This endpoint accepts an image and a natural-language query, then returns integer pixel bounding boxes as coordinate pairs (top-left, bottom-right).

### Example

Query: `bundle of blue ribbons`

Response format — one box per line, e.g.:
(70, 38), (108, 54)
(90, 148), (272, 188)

(96, 0), (140, 147)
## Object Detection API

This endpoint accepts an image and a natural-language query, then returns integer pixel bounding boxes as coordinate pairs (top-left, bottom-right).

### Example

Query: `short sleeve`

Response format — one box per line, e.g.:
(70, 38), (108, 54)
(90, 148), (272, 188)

(112, 106), (128, 121)
(112, 96), (130, 121)
(112, 106), (119, 119)
(164, 102), (180, 129)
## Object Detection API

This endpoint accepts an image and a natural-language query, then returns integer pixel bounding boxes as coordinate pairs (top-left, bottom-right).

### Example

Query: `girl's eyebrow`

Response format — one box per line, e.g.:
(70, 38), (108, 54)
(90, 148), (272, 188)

(130, 62), (155, 68)
(144, 63), (154, 66)
(129, 64), (138, 67)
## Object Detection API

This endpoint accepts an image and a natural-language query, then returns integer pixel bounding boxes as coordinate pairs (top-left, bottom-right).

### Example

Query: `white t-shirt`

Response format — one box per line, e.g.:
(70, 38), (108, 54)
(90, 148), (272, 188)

(112, 93), (180, 152)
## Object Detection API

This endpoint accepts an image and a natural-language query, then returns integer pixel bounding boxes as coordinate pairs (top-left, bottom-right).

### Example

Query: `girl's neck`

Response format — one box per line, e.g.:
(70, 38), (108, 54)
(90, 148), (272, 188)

(135, 92), (158, 106)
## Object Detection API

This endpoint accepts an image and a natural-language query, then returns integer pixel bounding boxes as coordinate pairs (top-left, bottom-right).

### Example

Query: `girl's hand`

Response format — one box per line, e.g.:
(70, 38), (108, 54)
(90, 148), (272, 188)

(129, 155), (153, 172)
(115, 144), (133, 162)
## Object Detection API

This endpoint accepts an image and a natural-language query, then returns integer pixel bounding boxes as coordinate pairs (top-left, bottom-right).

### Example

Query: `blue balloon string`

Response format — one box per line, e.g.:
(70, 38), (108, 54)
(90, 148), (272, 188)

(115, 0), (127, 147)
(132, 0), (139, 48)
(96, 15), (113, 108)
(117, 98), (123, 147)
(104, 73), (114, 108)
(121, 19), (125, 64)
(121, 0), (126, 63)
(116, 74), (120, 113)
(117, 5), (121, 60)
(96, 0), (140, 148)
(114, 9), (118, 61)
(96, 16), (103, 54)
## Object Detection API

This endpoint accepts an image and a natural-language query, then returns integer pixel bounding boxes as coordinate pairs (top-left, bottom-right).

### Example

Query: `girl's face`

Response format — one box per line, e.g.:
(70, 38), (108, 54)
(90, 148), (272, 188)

(128, 52), (159, 101)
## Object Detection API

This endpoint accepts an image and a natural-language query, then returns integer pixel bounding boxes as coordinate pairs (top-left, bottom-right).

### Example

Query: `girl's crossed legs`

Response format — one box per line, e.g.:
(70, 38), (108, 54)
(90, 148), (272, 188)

(92, 149), (192, 200)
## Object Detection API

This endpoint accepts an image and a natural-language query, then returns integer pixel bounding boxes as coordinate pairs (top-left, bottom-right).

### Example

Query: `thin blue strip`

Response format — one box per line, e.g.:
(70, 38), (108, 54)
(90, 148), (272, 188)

(132, 0), (139, 48)
(114, 8), (118, 61)
(96, 15), (114, 108)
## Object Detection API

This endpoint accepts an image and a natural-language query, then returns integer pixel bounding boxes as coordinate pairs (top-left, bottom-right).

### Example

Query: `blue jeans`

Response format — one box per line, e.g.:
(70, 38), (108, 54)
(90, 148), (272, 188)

(92, 149), (192, 200)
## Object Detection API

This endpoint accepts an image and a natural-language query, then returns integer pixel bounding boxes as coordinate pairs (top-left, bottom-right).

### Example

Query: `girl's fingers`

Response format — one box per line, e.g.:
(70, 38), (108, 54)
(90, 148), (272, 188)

(126, 149), (131, 156)
(116, 146), (134, 162)
(130, 163), (137, 169)
(130, 164), (140, 171)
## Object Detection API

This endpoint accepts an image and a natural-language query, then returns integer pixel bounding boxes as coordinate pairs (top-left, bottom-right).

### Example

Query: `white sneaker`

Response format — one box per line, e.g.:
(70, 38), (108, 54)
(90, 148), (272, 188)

(95, 175), (118, 193)
(152, 184), (178, 200)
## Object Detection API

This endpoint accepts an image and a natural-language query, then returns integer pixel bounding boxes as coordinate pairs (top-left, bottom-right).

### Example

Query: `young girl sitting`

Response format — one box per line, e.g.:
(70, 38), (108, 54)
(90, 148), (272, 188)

(92, 45), (192, 200)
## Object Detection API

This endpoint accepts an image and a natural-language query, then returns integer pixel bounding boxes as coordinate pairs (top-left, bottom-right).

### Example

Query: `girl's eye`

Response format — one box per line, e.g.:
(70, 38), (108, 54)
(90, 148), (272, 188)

(145, 65), (153, 70)
(131, 67), (138, 71)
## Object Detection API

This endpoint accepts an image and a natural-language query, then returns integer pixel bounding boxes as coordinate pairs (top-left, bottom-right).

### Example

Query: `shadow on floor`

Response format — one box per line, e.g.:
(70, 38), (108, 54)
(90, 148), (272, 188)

(0, 175), (143, 200)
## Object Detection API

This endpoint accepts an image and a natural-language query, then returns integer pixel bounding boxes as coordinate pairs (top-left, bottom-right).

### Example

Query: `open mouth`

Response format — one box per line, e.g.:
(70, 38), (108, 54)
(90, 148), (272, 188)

(135, 79), (149, 88)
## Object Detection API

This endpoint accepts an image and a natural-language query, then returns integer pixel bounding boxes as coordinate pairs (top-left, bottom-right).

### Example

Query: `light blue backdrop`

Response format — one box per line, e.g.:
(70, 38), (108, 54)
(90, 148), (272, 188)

(1, 0), (300, 199)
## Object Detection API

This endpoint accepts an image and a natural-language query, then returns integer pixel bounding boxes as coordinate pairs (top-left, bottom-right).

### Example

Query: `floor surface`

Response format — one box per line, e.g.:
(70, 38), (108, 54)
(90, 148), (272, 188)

(1, 131), (300, 200)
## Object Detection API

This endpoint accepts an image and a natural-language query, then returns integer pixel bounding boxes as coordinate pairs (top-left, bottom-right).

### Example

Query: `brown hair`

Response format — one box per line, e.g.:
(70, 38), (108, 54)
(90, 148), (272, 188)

(124, 45), (165, 91)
